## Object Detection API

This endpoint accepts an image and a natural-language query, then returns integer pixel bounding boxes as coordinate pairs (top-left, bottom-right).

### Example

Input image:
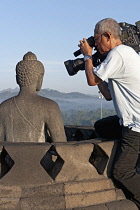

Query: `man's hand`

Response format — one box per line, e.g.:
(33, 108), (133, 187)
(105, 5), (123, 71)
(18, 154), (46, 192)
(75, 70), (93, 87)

(78, 38), (93, 56)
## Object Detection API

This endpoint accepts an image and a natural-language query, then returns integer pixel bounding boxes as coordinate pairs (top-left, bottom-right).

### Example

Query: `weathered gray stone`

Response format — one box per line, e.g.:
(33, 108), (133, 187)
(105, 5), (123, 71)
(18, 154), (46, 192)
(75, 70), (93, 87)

(21, 183), (64, 197)
(96, 140), (119, 177)
(0, 139), (134, 210)
(106, 199), (138, 210)
(65, 189), (117, 208)
(68, 203), (108, 210)
(54, 142), (104, 182)
(115, 189), (126, 200)
(0, 185), (21, 198)
(19, 195), (66, 210)
(64, 178), (114, 194)
(0, 143), (53, 186)
(68, 199), (138, 210)
(0, 185), (21, 210)
(19, 183), (66, 210)
(0, 198), (20, 210)
(0, 52), (66, 143)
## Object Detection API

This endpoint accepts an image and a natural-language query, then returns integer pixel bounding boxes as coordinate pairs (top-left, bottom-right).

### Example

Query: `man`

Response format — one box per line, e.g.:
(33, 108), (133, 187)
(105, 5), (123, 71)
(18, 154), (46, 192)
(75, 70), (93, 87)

(79, 18), (140, 208)
(0, 52), (66, 143)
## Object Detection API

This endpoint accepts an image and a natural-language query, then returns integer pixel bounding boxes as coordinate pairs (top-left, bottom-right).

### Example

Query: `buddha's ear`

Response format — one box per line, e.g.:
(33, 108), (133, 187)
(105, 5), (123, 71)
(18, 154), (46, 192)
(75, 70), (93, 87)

(36, 73), (44, 91)
(16, 75), (20, 86)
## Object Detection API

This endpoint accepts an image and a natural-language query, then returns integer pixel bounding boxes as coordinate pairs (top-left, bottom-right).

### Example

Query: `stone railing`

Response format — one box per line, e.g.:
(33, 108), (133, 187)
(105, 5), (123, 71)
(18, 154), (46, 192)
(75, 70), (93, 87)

(0, 131), (138, 209)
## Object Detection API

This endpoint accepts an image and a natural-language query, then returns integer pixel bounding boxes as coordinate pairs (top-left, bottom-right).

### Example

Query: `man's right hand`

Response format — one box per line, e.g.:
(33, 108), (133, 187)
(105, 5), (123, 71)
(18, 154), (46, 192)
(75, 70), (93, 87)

(78, 38), (93, 56)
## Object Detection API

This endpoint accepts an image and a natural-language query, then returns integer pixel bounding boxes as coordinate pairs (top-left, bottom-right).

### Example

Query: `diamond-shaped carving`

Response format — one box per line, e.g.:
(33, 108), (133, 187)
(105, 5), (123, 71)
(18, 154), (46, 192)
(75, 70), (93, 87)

(89, 144), (109, 174)
(40, 146), (64, 180)
(0, 147), (15, 179)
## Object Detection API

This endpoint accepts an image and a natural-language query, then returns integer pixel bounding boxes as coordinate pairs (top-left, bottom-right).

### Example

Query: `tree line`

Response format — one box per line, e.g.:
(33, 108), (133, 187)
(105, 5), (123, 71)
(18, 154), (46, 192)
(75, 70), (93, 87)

(62, 108), (116, 126)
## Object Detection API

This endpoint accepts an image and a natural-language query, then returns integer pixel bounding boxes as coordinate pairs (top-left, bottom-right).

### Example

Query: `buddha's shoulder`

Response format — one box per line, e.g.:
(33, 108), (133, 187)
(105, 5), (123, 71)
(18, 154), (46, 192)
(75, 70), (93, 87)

(38, 96), (60, 108)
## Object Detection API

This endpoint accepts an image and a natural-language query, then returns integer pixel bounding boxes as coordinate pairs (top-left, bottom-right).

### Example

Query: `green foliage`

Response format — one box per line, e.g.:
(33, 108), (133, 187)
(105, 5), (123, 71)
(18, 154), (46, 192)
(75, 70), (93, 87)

(62, 108), (116, 126)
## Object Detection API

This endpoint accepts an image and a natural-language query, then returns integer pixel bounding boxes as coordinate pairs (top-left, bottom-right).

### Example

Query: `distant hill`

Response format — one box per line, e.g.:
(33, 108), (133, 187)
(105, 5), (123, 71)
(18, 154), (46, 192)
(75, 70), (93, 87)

(39, 89), (95, 99)
(0, 87), (19, 93)
(0, 88), (95, 102)
(0, 88), (114, 111)
(0, 89), (18, 102)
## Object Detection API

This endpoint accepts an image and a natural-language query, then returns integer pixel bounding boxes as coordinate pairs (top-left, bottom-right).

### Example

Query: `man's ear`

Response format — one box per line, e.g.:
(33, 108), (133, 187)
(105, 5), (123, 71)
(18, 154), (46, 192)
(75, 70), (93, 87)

(104, 32), (111, 42)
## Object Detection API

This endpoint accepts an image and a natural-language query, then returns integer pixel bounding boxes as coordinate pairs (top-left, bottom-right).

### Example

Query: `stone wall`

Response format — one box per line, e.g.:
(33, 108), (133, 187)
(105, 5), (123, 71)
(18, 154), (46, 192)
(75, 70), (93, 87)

(0, 133), (138, 209)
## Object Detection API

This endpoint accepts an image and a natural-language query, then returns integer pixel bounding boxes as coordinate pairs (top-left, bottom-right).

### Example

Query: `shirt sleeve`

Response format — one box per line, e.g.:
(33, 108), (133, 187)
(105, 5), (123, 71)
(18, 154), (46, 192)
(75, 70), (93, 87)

(93, 49), (124, 81)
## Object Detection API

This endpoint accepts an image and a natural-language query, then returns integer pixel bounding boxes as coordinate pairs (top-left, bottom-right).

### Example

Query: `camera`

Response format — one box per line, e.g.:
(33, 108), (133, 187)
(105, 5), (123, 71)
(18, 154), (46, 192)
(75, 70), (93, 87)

(64, 37), (106, 76)
(73, 36), (95, 57)
(64, 51), (106, 76)
(64, 21), (140, 76)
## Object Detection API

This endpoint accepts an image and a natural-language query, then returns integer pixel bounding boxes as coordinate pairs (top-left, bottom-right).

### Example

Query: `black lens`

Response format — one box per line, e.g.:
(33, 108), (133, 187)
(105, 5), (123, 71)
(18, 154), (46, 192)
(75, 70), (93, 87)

(64, 58), (85, 76)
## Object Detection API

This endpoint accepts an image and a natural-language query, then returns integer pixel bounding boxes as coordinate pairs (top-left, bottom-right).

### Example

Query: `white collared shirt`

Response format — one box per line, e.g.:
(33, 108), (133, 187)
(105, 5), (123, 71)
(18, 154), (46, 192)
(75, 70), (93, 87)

(94, 44), (140, 132)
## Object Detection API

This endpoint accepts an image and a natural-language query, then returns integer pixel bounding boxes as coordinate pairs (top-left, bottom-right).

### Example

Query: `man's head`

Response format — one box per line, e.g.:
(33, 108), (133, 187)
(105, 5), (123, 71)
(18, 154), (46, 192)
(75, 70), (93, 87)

(16, 52), (44, 91)
(94, 18), (122, 54)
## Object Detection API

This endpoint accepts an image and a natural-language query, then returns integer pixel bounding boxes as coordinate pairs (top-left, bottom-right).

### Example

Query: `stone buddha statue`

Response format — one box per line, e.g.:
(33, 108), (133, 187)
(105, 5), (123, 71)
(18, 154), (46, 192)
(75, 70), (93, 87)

(0, 52), (66, 143)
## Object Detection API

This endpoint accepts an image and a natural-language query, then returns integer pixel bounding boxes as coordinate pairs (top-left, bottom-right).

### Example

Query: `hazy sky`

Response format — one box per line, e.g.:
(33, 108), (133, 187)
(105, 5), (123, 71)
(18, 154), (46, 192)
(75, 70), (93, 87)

(0, 0), (140, 95)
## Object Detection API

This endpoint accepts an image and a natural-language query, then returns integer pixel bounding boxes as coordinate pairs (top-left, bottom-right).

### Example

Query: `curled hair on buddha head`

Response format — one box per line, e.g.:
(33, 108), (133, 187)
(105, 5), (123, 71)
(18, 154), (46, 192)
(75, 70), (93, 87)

(94, 18), (121, 39)
(16, 52), (45, 87)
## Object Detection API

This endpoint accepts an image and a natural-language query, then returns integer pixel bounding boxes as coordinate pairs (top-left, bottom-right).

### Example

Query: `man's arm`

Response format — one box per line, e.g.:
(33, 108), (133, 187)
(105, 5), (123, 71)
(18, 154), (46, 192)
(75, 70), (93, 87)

(85, 59), (112, 100)
(84, 59), (102, 86)
(79, 38), (112, 100)
(98, 81), (112, 101)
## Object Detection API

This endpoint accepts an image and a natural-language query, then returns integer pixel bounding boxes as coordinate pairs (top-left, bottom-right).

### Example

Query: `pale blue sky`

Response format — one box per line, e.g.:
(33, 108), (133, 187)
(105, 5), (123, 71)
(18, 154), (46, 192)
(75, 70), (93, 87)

(0, 0), (140, 94)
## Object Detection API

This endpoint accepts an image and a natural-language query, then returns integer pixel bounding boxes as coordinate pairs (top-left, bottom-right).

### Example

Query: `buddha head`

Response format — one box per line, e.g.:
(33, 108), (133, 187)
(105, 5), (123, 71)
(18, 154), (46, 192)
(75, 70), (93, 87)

(16, 52), (45, 91)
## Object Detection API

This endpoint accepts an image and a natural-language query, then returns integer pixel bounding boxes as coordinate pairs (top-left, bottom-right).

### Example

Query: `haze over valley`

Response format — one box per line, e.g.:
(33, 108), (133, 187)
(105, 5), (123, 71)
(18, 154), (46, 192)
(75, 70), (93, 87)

(0, 88), (115, 126)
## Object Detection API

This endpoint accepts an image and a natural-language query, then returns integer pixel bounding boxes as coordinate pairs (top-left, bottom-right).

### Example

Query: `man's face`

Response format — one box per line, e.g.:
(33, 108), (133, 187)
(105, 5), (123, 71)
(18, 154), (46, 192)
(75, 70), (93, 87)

(94, 32), (111, 55)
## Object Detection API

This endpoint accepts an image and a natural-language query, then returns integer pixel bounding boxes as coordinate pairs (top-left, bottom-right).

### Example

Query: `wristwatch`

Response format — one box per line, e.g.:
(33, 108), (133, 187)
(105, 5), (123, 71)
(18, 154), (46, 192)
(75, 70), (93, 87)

(83, 55), (92, 62)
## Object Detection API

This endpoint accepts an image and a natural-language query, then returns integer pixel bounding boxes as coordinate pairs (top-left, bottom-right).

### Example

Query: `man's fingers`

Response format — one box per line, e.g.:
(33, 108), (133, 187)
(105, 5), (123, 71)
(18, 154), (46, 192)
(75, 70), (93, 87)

(83, 38), (87, 43)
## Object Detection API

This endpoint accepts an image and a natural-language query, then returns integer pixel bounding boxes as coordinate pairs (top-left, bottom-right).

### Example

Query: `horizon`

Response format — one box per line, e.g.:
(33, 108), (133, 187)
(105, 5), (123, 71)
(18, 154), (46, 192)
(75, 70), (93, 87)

(0, 1), (140, 95)
(0, 86), (99, 96)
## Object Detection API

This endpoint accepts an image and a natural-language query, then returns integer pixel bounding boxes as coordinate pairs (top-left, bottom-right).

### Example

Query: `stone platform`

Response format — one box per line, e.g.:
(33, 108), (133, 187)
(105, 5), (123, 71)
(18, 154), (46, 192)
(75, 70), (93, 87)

(0, 126), (139, 209)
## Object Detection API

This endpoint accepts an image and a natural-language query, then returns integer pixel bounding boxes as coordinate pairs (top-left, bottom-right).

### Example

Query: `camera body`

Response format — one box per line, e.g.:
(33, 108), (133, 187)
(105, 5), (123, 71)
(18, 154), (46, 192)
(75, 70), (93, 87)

(73, 36), (95, 57)
(64, 21), (140, 76)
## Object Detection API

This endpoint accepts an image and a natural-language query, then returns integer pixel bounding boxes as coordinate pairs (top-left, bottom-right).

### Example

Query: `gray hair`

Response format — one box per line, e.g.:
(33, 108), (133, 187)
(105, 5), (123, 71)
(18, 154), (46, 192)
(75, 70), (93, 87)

(16, 52), (44, 87)
(94, 18), (121, 38)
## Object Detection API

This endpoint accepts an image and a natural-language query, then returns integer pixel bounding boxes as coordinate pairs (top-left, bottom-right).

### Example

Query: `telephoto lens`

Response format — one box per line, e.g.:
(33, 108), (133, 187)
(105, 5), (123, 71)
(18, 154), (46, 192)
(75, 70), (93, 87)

(64, 58), (85, 76)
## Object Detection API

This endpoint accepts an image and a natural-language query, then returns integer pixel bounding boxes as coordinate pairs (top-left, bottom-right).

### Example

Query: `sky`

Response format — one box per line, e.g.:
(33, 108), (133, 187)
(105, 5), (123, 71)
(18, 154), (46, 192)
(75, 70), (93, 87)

(0, 0), (140, 95)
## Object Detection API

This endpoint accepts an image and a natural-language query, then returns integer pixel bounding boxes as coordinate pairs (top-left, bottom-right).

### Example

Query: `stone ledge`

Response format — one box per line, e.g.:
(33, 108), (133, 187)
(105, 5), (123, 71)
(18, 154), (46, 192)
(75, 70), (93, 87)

(1, 139), (137, 210)
(0, 182), (126, 210)
(0, 141), (114, 185)
(65, 189), (119, 208)
(64, 178), (115, 194)
(68, 199), (138, 210)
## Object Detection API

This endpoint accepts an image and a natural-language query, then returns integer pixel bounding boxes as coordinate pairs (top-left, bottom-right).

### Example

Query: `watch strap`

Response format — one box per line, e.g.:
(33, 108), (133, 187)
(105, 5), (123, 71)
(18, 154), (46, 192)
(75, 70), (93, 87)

(84, 55), (92, 62)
